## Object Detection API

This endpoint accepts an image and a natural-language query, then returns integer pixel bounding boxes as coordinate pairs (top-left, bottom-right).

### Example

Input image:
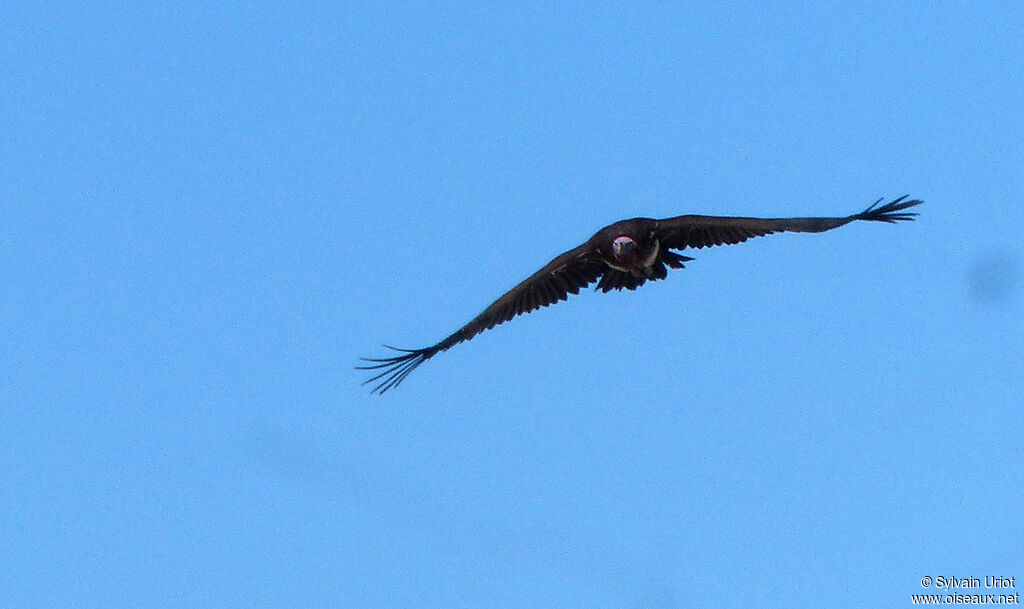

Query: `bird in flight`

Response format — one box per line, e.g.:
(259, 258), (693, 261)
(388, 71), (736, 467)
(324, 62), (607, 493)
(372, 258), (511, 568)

(359, 196), (922, 394)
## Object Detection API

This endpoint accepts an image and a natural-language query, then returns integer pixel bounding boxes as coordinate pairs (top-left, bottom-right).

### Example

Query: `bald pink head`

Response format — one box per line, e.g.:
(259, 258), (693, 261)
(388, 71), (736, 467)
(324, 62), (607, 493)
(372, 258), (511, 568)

(611, 235), (637, 260)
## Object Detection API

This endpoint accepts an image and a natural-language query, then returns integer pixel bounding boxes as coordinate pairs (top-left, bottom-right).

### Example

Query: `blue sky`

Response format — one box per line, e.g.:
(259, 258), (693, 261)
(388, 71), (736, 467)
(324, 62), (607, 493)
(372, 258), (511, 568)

(3, 3), (1022, 608)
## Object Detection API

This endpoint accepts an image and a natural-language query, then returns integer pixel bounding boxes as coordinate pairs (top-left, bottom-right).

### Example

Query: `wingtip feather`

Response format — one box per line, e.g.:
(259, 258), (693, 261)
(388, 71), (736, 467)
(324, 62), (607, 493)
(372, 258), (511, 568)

(855, 195), (923, 223)
(357, 346), (435, 395)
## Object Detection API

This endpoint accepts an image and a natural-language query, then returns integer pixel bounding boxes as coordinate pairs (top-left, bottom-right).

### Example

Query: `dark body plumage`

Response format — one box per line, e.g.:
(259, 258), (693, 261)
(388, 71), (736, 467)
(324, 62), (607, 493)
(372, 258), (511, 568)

(359, 196), (922, 394)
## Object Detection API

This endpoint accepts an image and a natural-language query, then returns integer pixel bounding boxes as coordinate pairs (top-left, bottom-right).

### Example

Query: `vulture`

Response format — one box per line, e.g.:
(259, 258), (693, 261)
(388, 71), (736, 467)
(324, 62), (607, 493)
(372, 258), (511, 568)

(359, 196), (922, 394)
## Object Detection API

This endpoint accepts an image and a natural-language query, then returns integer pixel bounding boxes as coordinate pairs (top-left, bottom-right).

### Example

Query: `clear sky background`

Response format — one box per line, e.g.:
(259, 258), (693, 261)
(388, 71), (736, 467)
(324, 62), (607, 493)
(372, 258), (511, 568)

(3, 3), (1022, 608)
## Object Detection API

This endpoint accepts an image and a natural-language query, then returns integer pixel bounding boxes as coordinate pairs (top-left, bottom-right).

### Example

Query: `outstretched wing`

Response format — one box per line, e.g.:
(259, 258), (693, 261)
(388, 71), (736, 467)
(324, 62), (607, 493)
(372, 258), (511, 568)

(358, 244), (606, 394)
(654, 195), (922, 250)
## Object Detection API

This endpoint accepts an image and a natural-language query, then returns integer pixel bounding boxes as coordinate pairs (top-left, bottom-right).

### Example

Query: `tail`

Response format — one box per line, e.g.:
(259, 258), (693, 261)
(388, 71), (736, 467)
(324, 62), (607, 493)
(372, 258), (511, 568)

(851, 195), (922, 223)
